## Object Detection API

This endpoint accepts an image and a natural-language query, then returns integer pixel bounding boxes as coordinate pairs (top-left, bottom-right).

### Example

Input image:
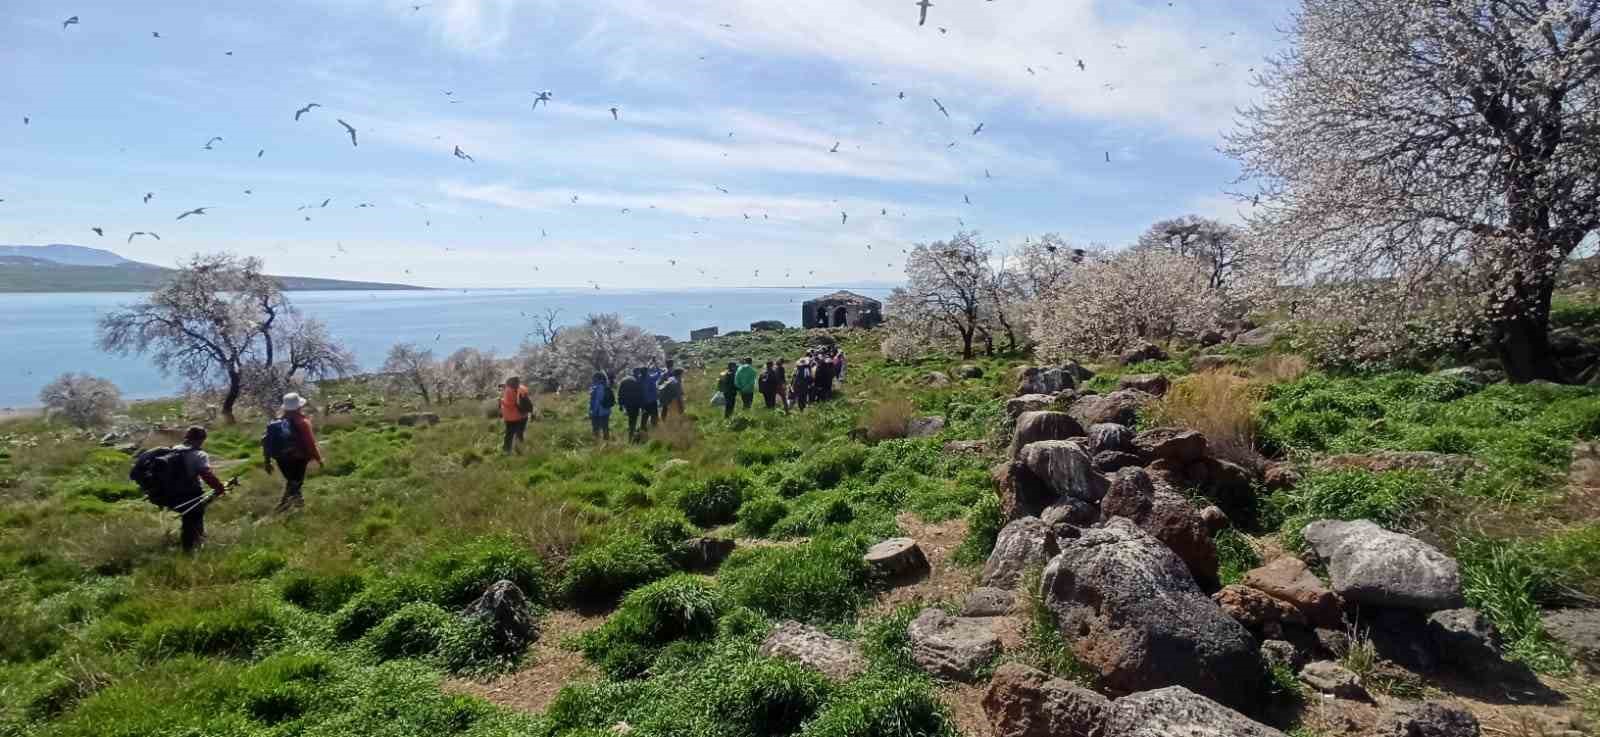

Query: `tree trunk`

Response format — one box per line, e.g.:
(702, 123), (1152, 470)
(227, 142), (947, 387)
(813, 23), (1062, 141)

(1493, 279), (1562, 383)
(221, 369), (242, 423)
(959, 329), (974, 360)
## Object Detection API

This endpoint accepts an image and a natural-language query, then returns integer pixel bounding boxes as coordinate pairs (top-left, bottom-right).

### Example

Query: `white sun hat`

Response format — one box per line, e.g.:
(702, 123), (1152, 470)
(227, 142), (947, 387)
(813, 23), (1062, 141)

(281, 392), (307, 411)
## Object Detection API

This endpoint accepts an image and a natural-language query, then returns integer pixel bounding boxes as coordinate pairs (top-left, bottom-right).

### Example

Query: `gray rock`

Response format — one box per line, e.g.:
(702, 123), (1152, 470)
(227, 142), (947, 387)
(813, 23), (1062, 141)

(759, 621), (867, 681)
(1068, 389), (1153, 427)
(920, 371), (952, 388)
(1118, 373), (1170, 397)
(462, 580), (538, 654)
(1086, 423), (1135, 454)
(1429, 608), (1534, 681)
(908, 608), (1002, 681)
(1132, 427), (1209, 464)
(1099, 686), (1285, 737)
(1434, 366), (1495, 386)
(1018, 366), (1076, 396)
(1302, 519), (1464, 611)
(1041, 518), (1262, 710)
(1260, 639), (1307, 672)
(1118, 342), (1168, 366)
(1006, 394), (1056, 418)
(907, 416), (946, 438)
(1100, 467), (1220, 590)
(981, 662), (1108, 737)
(1017, 440), (1104, 503)
(1314, 627), (1351, 659)
(1200, 505), (1230, 534)
(1542, 608), (1600, 671)
(959, 364), (985, 379)
(1092, 450), (1142, 473)
(1299, 660), (1367, 700)
(982, 517), (1060, 588)
(680, 537), (735, 570)
(864, 537), (931, 580)
(1374, 701), (1481, 737)
(961, 587), (1017, 617)
(397, 412), (441, 427)
(1009, 411), (1087, 458)
(1040, 497), (1098, 527)
(1232, 325), (1281, 348)
(1192, 354), (1235, 372)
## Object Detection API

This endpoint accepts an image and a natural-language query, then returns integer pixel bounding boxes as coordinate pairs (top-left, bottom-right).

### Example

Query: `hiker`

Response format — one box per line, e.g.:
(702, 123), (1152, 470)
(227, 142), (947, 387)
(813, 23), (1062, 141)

(133, 426), (229, 552)
(718, 361), (738, 418)
(834, 350), (846, 384)
(657, 368), (684, 419)
(793, 357), (813, 412)
(814, 351), (835, 401)
(759, 360), (776, 409)
(500, 376), (533, 454)
(735, 357), (758, 410)
(773, 358), (790, 411)
(641, 364), (662, 430)
(264, 392), (323, 513)
(588, 372), (613, 440)
(618, 368), (644, 441)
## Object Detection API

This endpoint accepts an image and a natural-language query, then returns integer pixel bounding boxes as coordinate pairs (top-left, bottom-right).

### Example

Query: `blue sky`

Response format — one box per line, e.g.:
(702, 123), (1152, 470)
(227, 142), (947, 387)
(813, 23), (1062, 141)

(2, 0), (1292, 289)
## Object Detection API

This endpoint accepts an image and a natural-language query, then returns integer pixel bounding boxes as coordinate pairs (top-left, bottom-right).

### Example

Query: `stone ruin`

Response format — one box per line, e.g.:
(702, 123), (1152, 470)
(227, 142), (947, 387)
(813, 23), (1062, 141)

(801, 290), (883, 329)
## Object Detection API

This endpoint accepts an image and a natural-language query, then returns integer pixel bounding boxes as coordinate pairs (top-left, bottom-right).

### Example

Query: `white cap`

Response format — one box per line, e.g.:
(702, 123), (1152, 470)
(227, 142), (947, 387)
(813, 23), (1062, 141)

(281, 392), (306, 411)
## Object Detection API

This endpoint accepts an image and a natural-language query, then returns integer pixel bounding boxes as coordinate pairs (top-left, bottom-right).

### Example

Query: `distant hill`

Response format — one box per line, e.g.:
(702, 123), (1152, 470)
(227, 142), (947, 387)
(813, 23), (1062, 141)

(0, 245), (423, 292)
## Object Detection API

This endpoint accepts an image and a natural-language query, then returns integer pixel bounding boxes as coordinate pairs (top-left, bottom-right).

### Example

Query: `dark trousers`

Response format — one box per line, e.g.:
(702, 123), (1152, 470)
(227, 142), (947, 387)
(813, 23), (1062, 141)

(276, 457), (309, 511)
(625, 406), (641, 438)
(723, 394), (736, 417)
(503, 418), (528, 453)
(590, 414), (610, 439)
(180, 504), (206, 551)
(762, 389), (776, 409)
(795, 385), (809, 411)
(740, 391), (753, 409)
(642, 402), (659, 428)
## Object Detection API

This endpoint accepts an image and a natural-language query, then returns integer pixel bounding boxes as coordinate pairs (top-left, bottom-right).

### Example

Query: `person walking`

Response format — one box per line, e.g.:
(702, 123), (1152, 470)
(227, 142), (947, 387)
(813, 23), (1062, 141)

(834, 350), (846, 384)
(759, 360), (776, 409)
(265, 393), (323, 513)
(162, 426), (230, 552)
(641, 364), (662, 430)
(814, 351), (835, 401)
(793, 358), (812, 412)
(588, 372), (613, 441)
(499, 376), (533, 454)
(657, 368), (683, 420)
(773, 359), (790, 411)
(735, 357), (758, 410)
(718, 362), (738, 418)
(618, 368), (644, 441)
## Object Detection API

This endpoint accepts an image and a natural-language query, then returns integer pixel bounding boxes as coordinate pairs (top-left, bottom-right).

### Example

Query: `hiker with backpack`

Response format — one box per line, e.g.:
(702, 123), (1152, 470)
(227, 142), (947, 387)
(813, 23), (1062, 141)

(588, 371), (614, 441)
(657, 368), (685, 419)
(717, 362), (739, 418)
(131, 426), (230, 552)
(263, 393), (323, 513)
(500, 376), (534, 454)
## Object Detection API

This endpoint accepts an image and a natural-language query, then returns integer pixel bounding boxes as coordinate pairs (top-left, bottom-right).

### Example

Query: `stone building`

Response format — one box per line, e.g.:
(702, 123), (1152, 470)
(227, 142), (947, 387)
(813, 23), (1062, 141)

(802, 290), (883, 329)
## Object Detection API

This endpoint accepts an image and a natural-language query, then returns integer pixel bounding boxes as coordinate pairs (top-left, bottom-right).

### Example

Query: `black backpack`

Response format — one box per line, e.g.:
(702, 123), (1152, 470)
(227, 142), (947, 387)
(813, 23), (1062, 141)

(517, 392), (534, 415)
(130, 447), (196, 509)
(602, 384), (616, 409)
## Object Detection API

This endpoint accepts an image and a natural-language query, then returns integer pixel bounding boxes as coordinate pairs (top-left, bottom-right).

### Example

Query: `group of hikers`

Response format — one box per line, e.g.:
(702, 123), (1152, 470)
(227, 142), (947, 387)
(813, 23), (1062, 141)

(579, 361), (688, 442)
(714, 346), (846, 417)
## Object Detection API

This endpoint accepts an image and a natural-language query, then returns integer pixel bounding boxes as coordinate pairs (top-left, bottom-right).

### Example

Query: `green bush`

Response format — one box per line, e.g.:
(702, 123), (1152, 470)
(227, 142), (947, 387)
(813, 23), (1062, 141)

(280, 570), (366, 614)
(637, 509), (701, 557)
(721, 531), (871, 622)
(768, 492), (856, 539)
(799, 673), (952, 737)
(678, 471), (750, 527)
(1214, 529), (1261, 587)
(796, 444), (869, 490)
(953, 493), (1002, 565)
(1457, 538), (1572, 673)
(425, 536), (547, 608)
(237, 652), (335, 725)
(363, 602), (458, 661)
(738, 496), (789, 537)
(1268, 469), (1443, 550)
(137, 601), (281, 659)
(714, 657), (832, 736)
(559, 535), (673, 607)
(577, 574), (723, 679)
(333, 576), (438, 641)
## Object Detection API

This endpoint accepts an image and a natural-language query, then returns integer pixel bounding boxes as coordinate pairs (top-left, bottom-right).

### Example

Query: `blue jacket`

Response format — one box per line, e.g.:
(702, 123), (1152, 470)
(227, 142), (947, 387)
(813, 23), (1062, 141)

(642, 368), (661, 404)
(588, 381), (611, 417)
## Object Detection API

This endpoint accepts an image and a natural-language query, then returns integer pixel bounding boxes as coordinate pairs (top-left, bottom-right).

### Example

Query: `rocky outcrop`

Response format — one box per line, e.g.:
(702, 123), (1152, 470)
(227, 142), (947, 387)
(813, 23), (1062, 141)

(982, 517), (1060, 588)
(1132, 427), (1209, 464)
(679, 537), (735, 570)
(1118, 373), (1170, 397)
(1009, 412), (1087, 458)
(1374, 701), (1481, 737)
(759, 621), (867, 681)
(1212, 585), (1305, 638)
(1232, 325), (1281, 348)
(961, 587), (1017, 617)
(1017, 366), (1076, 396)
(1099, 468), (1220, 590)
(1040, 518), (1261, 709)
(981, 663), (1108, 737)
(1099, 686), (1286, 737)
(1299, 660), (1367, 700)
(864, 537), (931, 580)
(1086, 423), (1134, 454)
(1303, 520), (1464, 611)
(1118, 342), (1168, 366)
(462, 580), (538, 654)
(1428, 608), (1533, 681)
(1067, 390), (1153, 428)
(1240, 556), (1345, 628)
(906, 416), (946, 438)
(1018, 440), (1104, 502)
(1092, 451), (1142, 473)
(1542, 608), (1600, 671)
(908, 608), (1002, 682)
(1006, 394), (1055, 418)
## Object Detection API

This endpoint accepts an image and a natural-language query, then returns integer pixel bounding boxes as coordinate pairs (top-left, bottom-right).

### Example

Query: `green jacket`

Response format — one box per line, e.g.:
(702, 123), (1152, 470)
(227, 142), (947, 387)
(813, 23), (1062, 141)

(734, 363), (758, 393)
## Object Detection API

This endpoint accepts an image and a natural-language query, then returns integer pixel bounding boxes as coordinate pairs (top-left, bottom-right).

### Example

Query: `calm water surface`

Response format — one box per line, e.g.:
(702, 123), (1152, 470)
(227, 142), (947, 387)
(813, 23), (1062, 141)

(0, 288), (891, 408)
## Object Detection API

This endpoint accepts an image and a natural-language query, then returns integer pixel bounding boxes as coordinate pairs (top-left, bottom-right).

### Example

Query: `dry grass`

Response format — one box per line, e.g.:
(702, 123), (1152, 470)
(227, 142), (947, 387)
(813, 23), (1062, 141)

(646, 415), (699, 452)
(1146, 371), (1266, 471)
(863, 398), (915, 442)
(1253, 353), (1310, 384)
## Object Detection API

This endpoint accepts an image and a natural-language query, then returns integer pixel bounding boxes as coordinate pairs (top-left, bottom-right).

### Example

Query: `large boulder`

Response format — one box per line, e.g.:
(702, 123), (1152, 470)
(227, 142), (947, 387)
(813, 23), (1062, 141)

(1374, 701), (1481, 737)
(982, 517), (1060, 588)
(864, 538), (931, 581)
(1099, 468), (1220, 590)
(1017, 366), (1076, 396)
(906, 416), (946, 438)
(1212, 585), (1305, 638)
(1299, 660), (1367, 700)
(1040, 518), (1262, 709)
(1099, 686), (1286, 737)
(1232, 324), (1281, 348)
(1086, 423), (1135, 454)
(962, 587), (1017, 617)
(992, 461), (1053, 522)
(1118, 342), (1168, 366)
(1009, 412), (1087, 458)
(1006, 394), (1055, 418)
(1302, 520), (1464, 611)
(981, 663), (1109, 737)
(1132, 427), (1209, 464)
(462, 580), (538, 654)
(1428, 608), (1534, 681)
(759, 621), (867, 681)
(907, 608), (1002, 682)
(1241, 556), (1345, 628)
(1541, 608), (1600, 671)
(1092, 450), (1142, 473)
(1118, 374), (1170, 397)
(1067, 390), (1153, 428)
(1017, 440), (1105, 503)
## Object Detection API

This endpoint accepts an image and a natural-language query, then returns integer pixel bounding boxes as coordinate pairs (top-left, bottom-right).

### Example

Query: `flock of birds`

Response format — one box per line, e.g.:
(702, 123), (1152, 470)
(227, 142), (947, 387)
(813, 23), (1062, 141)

(26, 3), (1247, 287)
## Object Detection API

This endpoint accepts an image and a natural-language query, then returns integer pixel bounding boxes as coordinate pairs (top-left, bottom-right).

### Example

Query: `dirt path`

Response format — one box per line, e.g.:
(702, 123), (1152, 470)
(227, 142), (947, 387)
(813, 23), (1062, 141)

(446, 609), (605, 714)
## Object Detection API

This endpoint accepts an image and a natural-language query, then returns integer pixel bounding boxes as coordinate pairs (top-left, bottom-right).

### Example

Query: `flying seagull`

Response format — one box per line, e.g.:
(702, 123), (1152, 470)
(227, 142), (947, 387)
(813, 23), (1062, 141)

(91, 227), (103, 236)
(964, 194), (971, 204)
(916, 0), (933, 26)
(337, 119), (357, 147)
(320, 198), (331, 208)
(532, 91), (552, 110)
(932, 98), (949, 117)
(257, 149), (264, 158)
(128, 231), (160, 242)
(22, 117), (28, 125)
(610, 107), (619, 120)
(411, 3), (431, 11)
(1105, 151), (1111, 162)
(972, 122), (984, 135)
(151, 31), (161, 38)
(62, 16), (79, 29)
(830, 141), (840, 153)
(176, 207), (210, 220)
(898, 91), (905, 100)
(716, 186), (729, 194)
(143, 192), (154, 204)
(841, 211), (848, 225)
(203, 136), (223, 149)
(985, 169), (992, 179)
(294, 103), (321, 121)
(453, 145), (474, 162)
(1077, 59), (1086, 71)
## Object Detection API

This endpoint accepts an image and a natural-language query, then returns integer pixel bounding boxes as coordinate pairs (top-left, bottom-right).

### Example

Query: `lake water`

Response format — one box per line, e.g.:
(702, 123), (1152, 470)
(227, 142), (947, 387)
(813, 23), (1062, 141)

(0, 288), (892, 408)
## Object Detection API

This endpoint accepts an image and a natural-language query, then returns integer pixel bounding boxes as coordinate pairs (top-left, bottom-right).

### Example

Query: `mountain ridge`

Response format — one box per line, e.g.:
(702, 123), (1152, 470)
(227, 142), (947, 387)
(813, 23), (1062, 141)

(0, 244), (424, 292)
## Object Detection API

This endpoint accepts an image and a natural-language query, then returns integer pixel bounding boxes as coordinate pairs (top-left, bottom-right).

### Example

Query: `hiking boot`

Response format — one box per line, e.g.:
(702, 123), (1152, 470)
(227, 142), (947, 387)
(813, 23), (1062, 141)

(274, 493), (304, 513)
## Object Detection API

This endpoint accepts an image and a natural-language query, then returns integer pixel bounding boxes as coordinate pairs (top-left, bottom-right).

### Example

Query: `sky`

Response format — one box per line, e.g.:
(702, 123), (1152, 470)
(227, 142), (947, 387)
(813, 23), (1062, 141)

(2, 0), (1294, 289)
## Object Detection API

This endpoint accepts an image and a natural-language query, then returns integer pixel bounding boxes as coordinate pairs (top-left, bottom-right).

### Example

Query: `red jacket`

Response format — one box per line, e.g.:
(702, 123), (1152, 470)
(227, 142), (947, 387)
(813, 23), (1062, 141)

(286, 411), (322, 463)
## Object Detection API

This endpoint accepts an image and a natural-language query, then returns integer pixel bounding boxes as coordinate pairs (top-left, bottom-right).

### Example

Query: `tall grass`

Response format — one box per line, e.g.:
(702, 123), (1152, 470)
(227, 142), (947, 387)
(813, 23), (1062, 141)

(1144, 371), (1266, 470)
(861, 398), (915, 442)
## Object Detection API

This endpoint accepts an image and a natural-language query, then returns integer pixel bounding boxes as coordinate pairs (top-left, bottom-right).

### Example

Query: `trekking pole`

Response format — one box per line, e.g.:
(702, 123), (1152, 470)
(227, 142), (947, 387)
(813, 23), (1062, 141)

(172, 476), (241, 516)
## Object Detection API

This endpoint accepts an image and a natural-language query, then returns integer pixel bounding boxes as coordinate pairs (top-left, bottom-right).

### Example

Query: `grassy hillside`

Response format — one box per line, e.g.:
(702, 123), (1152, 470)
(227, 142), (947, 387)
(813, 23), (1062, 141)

(0, 257), (423, 292)
(1, 327), (1597, 737)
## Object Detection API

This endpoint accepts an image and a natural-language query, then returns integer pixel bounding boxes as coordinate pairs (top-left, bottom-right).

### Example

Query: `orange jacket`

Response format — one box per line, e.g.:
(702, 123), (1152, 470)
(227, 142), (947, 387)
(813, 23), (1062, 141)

(501, 385), (530, 421)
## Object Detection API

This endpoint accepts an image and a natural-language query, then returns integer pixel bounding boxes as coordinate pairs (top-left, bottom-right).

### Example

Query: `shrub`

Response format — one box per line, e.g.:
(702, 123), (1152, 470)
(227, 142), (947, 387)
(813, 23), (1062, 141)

(738, 496), (789, 537)
(280, 570), (366, 614)
(577, 574), (723, 679)
(862, 399), (915, 441)
(636, 510), (701, 557)
(559, 535), (673, 607)
(677, 471), (750, 527)
(237, 652), (334, 725)
(1145, 372), (1265, 470)
(137, 601), (282, 659)
(862, 439), (947, 478)
(1214, 529), (1261, 586)
(715, 657), (832, 736)
(425, 536), (547, 608)
(38, 373), (123, 428)
(953, 493), (1002, 565)
(1268, 469), (1444, 550)
(799, 673), (952, 737)
(720, 531), (871, 622)
(1457, 539), (1571, 673)
(332, 576), (437, 641)
(363, 602), (457, 661)
(768, 492), (856, 539)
